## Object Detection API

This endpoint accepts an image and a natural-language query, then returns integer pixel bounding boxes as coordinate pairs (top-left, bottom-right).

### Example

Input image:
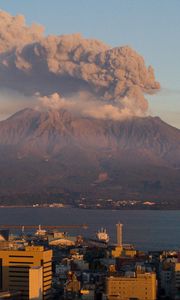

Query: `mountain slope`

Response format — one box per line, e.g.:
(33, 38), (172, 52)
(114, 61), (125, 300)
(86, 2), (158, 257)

(0, 108), (179, 207)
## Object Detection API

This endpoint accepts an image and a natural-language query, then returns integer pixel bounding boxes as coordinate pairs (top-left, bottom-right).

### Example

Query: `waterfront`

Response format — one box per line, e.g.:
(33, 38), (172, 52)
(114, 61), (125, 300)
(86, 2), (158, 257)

(0, 207), (180, 251)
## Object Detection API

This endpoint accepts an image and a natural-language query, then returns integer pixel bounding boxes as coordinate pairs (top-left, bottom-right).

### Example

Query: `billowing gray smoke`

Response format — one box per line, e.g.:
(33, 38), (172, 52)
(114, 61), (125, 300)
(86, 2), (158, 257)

(0, 10), (160, 120)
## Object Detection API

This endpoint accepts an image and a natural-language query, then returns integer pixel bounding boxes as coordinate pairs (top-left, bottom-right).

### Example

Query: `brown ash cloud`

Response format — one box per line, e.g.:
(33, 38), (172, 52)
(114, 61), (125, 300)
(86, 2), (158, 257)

(0, 10), (44, 52)
(0, 10), (160, 120)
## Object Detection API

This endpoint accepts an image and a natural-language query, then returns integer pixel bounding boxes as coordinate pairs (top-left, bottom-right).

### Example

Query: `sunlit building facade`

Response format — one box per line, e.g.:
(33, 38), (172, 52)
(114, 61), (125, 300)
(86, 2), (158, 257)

(0, 246), (52, 300)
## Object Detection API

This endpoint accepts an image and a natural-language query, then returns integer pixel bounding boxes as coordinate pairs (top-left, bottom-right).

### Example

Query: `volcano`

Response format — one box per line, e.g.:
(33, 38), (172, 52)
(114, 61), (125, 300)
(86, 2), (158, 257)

(0, 108), (179, 207)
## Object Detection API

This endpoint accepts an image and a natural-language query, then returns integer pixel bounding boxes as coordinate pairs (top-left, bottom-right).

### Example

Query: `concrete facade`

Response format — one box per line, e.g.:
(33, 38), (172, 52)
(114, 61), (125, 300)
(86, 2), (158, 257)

(0, 246), (52, 300)
(106, 272), (157, 300)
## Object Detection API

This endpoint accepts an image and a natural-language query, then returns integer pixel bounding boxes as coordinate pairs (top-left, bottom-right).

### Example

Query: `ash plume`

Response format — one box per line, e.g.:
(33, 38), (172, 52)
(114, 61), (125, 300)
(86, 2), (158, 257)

(0, 10), (160, 120)
(0, 10), (44, 52)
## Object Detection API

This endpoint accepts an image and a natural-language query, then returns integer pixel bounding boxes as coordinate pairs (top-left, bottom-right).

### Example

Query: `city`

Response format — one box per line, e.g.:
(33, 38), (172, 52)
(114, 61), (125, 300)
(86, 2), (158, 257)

(0, 223), (179, 300)
(0, 1), (179, 300)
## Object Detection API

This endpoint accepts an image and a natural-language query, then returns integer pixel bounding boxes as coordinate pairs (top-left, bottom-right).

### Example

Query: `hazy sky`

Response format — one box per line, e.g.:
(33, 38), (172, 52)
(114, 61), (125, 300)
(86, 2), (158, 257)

(0, 0), (179, 128)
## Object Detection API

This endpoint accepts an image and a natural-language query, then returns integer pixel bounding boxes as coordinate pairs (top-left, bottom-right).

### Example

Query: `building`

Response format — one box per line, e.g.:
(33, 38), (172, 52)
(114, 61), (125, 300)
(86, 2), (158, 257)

(29, 266), (43, 300)
(158, 257), (180, 299)
(172, 262), (180, 299)
(112, 244), (136, 258)
(160, 259), (175, 298)
(160, 268), (173, 297)
(106, 268), (156, 300)
(0, 246), (52, 300)
(112, 223), (136, 258)
(64, 272), (81, 299)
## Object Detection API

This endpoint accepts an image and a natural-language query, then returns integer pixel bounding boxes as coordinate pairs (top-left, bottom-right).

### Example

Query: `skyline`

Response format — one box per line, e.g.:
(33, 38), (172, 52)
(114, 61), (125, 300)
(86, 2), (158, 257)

(0, 0), (179, 127)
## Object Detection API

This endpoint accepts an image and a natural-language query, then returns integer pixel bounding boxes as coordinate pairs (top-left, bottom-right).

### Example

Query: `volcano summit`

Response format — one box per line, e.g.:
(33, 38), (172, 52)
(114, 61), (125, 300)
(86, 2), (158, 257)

(0, 11), (179, 208)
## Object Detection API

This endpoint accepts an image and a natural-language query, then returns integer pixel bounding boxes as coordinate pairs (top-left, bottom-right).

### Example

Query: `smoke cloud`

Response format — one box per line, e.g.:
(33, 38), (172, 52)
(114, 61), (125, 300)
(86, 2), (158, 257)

(0, 10), (44, 52)
(37, 92), (145, 120)
(0, 10), (160, 120)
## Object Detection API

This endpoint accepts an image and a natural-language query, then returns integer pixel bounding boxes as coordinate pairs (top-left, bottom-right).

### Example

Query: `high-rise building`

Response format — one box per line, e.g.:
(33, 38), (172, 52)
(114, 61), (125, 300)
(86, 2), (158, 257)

(29, 266), (43, 300)
(0, 246), (52, 300)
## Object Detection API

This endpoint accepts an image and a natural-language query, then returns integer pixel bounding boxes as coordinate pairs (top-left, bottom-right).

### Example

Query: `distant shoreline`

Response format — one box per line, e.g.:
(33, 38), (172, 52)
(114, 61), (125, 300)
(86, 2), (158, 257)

(0, 205), (180, 210)
(0, 204), (71, 208)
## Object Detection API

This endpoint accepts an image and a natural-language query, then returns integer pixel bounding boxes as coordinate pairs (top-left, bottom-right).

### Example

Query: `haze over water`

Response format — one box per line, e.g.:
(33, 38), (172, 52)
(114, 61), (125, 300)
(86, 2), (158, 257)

(1, 207), (180, 251)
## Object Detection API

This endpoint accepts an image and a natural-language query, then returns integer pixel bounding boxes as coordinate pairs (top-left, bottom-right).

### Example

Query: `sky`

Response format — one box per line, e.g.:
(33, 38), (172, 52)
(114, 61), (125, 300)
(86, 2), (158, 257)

(0, 0), (179, 128)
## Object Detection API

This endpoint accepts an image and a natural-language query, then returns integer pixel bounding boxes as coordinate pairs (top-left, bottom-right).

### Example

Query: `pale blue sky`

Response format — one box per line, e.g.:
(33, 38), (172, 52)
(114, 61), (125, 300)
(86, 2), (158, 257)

(0, 0), (179, 127)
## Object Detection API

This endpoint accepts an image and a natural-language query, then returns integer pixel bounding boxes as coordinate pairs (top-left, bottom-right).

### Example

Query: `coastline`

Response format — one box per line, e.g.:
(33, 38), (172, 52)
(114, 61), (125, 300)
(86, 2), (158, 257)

(0, 204), (180, 210)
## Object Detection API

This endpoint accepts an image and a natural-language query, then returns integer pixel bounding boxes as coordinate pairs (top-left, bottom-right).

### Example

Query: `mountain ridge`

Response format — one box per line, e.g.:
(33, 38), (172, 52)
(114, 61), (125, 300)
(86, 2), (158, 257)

(0, 108), (179, 207)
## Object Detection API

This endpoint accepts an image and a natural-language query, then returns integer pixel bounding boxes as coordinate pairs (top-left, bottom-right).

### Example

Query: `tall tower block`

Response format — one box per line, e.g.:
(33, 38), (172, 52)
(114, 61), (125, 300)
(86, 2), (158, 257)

(116, 223), (123, 246)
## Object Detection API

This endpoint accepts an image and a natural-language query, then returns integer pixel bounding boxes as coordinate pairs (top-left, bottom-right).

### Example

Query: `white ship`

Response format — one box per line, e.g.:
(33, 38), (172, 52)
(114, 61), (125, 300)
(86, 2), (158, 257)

(96, 228), (109, 243)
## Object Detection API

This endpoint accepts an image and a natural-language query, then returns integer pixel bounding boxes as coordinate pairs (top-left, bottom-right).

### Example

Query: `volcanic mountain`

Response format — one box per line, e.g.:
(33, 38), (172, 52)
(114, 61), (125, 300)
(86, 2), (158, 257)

(0, 108), (180, 207)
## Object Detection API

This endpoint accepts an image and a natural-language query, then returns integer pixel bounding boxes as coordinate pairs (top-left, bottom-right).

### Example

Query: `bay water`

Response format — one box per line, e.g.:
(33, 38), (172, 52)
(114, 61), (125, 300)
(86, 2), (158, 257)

(0, 208), (180, 251)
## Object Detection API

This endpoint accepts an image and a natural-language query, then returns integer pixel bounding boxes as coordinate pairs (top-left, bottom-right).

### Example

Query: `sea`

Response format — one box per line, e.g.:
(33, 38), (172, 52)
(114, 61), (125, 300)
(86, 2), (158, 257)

(0, 207), (180, 251)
